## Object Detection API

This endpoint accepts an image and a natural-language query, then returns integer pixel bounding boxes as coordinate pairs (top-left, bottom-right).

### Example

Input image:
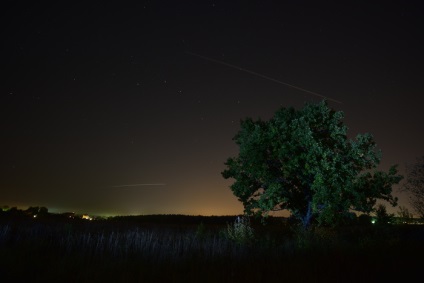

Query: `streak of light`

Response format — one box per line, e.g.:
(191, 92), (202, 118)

(112, 184), (166, 188)
(186, 51), (343, 104)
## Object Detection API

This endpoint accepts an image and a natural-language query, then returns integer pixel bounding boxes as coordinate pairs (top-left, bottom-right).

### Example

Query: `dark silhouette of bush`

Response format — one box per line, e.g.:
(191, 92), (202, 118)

(375, 204), (394, 225)
(357, 214), (372, 226)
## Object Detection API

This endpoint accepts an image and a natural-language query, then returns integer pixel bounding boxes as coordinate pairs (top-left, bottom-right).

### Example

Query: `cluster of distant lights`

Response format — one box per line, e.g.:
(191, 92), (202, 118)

(370, 218), (424, 225)
(33, 213), (93, 220)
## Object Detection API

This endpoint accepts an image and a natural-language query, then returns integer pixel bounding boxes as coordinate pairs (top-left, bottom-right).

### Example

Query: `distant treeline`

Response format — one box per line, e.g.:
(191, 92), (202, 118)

(0, 205), (284, 225)
(107, 214), (288, 226)
(2, 205), (422, 226)
(1, 206), (49, 217)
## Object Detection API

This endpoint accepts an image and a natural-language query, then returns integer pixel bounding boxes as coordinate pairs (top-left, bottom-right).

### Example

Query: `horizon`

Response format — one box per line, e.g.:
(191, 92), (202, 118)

(3, 203), (420, 220)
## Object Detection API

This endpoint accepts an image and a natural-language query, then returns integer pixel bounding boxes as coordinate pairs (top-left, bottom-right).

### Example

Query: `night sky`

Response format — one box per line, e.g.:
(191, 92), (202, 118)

(2, 1), (423, 216)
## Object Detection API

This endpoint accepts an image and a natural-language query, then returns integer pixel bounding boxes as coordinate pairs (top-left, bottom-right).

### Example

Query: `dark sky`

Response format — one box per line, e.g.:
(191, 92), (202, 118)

(2, 1), (423, 216)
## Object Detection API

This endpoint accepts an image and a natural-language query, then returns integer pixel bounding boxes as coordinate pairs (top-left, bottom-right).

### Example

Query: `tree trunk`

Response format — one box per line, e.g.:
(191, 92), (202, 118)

(301, 201), (313, 230)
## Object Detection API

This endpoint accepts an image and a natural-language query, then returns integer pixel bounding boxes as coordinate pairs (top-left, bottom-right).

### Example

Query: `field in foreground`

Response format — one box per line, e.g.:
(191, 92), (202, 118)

(1, 214), (423, 283)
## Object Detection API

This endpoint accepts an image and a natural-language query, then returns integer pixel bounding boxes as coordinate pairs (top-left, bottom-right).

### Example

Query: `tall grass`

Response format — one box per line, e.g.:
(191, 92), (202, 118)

(0, 216), (423, 282)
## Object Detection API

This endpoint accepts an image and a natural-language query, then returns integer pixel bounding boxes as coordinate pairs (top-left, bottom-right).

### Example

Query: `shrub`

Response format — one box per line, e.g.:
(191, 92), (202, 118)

(225, 216), (255, 245)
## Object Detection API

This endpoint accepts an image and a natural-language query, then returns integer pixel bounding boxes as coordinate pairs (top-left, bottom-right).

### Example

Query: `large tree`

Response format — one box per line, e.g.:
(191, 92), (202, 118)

(222, 101), (402, 228)
(403, 156), (424, 218)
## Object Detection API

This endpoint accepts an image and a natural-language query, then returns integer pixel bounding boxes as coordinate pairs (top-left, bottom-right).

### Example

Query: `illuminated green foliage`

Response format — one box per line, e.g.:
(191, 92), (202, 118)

(225, 216), (255, 245)
(222, 101), (402, 228)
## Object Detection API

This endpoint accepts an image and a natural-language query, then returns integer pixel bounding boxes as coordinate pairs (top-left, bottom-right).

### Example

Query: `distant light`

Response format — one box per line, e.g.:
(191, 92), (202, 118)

(371, 219), (376, 224)
(82, 214), (93, 220)
(33, 215), (37, 218)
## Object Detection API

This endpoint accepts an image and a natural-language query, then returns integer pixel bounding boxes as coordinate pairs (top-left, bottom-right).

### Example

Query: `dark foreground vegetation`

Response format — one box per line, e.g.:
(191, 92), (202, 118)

(1, 212), (423, 283)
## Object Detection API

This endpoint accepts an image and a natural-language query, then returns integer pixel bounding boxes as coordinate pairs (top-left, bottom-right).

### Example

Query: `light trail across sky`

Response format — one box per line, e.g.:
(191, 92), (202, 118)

(112, 184), (166, 188)
(186, 51), (343, 104)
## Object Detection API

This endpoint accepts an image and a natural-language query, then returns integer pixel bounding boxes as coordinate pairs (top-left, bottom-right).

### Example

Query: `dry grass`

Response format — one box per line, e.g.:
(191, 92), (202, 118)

(0, 215), (423, 282)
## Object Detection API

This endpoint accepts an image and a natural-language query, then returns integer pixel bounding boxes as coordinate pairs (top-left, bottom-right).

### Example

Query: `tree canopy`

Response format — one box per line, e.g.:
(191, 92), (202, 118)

(403, 155), (424, 218)
(222, 101), (402, 228)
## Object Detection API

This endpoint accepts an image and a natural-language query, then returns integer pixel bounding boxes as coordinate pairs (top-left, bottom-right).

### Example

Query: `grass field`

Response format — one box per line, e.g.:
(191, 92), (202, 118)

(1, 214), (423, 282)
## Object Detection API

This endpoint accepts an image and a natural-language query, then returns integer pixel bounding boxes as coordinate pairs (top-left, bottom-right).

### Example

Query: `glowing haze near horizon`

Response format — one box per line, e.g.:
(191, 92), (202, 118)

(2, 1), (423, 216)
